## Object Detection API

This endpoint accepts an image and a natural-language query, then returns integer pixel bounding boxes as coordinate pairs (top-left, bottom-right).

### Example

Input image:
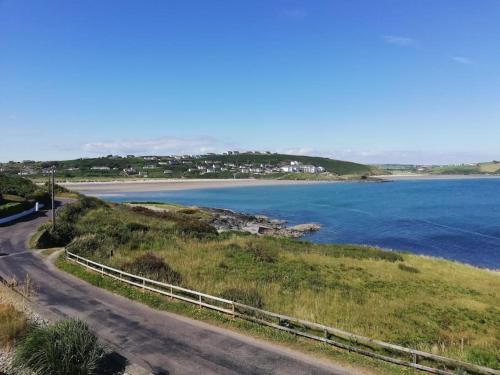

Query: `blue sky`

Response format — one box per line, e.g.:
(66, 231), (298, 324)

(1, 0), (500, 164)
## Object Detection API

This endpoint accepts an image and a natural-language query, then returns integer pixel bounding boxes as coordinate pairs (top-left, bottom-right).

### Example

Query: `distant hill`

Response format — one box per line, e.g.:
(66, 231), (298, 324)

(429, 161), (500, 175)
(376, 161), (500, 176)
(0, 153), (375, 180)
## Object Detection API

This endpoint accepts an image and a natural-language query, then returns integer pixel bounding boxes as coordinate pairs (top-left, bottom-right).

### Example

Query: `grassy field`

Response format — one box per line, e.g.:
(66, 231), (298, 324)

(32, 196), (500, 371)
(478, 162), (500, 173)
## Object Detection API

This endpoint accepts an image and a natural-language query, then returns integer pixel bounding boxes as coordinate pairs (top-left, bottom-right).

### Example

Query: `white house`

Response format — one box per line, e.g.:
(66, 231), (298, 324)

(280, 165), (298, 173)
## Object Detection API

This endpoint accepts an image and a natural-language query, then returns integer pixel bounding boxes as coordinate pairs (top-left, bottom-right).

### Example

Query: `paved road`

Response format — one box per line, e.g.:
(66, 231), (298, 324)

(0, 206), (357, 375)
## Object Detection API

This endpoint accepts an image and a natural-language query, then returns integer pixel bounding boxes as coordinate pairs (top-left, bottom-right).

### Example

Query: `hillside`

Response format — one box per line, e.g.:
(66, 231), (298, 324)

(0, 173), (50, 217)
(32, 195), (500, 371)
(377, 161), (500, 176)
(0, 152), (375, 180)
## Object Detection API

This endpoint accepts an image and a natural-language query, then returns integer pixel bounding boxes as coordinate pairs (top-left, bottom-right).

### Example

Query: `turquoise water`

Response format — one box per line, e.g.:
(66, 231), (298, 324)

(105, 179), (500, 269)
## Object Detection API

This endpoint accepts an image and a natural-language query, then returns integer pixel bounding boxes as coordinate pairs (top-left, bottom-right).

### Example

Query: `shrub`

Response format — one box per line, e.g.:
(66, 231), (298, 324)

(124, 253), (182, 284)
(66, 234), (108, 258)
(246, 243), (277, 263)
(398, 263), (420, 273)
(129, 205), (217, 239)
(221, 288), (265, 309)
(173, 219), (218, 239)
(178, 208), (199, 215)
(0, 201), (31, 218)
(0, 304), (29, 348)
(125, 222), (149, 232)
(13, 319), (106, 375)
(32, 197), (108, 248)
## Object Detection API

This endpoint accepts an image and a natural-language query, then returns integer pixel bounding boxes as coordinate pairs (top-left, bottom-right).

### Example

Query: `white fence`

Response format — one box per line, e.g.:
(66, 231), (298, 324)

(66, 251), (499, 375)
(0, 203), (44, 225)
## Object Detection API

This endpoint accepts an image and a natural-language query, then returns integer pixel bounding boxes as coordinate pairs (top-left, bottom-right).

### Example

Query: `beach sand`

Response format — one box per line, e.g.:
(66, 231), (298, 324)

(61, 178), (337, 194)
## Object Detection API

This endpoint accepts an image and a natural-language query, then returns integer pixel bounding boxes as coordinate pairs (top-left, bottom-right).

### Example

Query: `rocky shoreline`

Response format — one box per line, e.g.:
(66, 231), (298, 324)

(202, 207), (321, 238)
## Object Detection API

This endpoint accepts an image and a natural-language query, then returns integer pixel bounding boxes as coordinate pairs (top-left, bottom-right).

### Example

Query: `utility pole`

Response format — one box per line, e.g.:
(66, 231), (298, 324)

(51, 167), (55, 230)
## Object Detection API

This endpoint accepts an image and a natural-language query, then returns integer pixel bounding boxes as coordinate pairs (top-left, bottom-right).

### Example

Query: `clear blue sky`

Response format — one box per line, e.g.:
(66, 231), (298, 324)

(1, 0), (500, 164)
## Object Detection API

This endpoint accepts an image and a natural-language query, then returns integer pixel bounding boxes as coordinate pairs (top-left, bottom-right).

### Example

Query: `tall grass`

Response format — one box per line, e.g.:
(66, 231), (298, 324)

(13, 319), (106, 375)
(0, 304), (28, 349)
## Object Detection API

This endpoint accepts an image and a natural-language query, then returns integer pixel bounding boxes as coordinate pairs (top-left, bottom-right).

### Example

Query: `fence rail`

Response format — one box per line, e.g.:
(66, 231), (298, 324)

(66, 251), (499, 375)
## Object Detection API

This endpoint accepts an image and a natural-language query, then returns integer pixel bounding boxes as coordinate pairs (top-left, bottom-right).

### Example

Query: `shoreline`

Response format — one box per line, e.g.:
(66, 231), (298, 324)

(61, 174), (500, 194)
(374, 174), (500, 180)
(61, 178), (341, 194)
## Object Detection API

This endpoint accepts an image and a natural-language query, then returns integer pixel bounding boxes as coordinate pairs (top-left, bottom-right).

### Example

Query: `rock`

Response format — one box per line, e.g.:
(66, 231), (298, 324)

(201, 207), (321, 239)
(288, 223), (321, 233)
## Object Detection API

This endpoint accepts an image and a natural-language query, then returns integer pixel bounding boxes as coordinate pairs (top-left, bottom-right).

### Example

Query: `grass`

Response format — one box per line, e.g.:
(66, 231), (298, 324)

(56, 255), (417, 375)
(0, 303), (29, 349)
(0, 201), (29, 218)
(13, 319), (107, 375)
(0, 282), (31, 350)
(41, 197), (500, 371)
(478, 162), (500, 174)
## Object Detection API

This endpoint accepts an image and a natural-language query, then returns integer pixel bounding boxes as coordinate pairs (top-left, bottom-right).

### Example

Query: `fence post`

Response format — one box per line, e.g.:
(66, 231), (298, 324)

(170, 286), (173, 300)
(199, 294), (202, 309)
(232, 303), (235, 318)
(142, 279), (145, 291)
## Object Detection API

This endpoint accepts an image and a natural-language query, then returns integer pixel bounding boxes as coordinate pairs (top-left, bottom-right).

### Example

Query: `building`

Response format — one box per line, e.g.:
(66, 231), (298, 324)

(300, 165), (317, 173)
(18, 168), (36, 176)
(280, 165), (298, 173)
(123, 167), (138, 175)
(90, 166), (111, 171)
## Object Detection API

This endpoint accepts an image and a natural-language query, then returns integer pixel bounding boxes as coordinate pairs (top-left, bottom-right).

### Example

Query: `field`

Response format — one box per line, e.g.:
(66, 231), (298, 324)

(33, 196), (500, 371)
(478, 162), (500, 173)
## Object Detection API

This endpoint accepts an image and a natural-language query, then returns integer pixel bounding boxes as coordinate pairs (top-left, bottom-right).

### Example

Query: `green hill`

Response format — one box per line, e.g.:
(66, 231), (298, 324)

(0, 174), (50, 217)
(0, 153), (375, 180)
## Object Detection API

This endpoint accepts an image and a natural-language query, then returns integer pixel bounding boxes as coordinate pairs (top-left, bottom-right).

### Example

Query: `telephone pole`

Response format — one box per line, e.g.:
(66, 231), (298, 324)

(51, 167), (55, 230)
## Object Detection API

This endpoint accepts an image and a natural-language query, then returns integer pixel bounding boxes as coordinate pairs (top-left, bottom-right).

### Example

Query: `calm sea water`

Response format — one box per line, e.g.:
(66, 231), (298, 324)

(104, 179), (500, 269)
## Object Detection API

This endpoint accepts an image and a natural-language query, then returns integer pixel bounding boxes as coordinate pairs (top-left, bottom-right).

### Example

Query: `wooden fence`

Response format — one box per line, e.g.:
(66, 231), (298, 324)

(66, 251), (499, 375)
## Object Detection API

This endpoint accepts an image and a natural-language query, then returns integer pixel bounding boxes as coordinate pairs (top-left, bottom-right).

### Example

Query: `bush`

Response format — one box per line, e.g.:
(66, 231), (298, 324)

(221, 288), (265, 309)
(0, 173), (50, 206)
(0, 304), (29, 348)
(129, 205), (217, 239)
(32, 197), (108, 248)
(66, 234), (108, 258)
(0, 201), (31, 218)
(174, 219), (218, 239)
(13, 319), (106, 375)
(246, 243), (277, 263)
(124, 253), (182, 284)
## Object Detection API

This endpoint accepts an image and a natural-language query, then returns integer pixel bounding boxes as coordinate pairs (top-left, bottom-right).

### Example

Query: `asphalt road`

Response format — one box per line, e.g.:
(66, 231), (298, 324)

(0, 206), (358, 375)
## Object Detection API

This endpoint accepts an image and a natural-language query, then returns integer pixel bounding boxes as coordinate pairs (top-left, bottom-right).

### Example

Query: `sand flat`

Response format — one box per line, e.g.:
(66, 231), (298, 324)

(62, 178), (337, 194)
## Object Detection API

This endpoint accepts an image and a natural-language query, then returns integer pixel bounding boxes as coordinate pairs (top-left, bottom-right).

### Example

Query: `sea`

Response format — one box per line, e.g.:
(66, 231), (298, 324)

(104, 178), (500, 269)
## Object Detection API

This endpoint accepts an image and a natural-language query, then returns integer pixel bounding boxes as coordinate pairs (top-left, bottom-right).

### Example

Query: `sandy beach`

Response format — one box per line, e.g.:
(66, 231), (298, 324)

(62, 178), (338, 194)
